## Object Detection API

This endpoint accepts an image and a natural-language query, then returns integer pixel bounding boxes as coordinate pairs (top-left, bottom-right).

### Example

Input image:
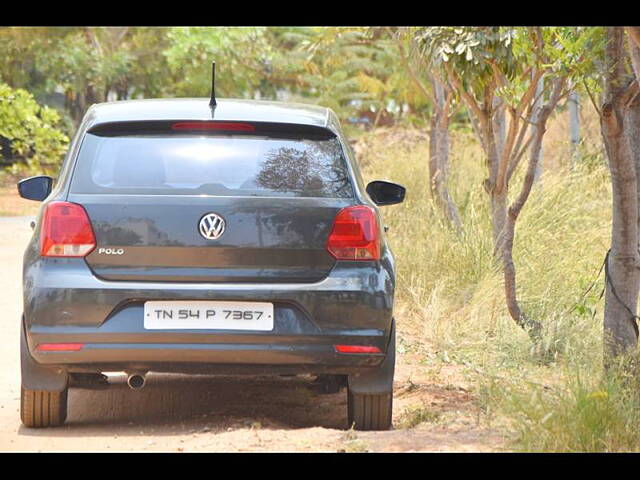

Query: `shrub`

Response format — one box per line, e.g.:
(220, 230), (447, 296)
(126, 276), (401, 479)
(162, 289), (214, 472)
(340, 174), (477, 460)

(0, 83), (69, 176)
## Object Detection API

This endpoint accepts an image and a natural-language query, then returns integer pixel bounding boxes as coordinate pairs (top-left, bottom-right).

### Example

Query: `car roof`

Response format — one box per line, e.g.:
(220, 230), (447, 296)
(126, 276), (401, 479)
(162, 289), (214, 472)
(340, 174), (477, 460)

(84, 98), (335, 131)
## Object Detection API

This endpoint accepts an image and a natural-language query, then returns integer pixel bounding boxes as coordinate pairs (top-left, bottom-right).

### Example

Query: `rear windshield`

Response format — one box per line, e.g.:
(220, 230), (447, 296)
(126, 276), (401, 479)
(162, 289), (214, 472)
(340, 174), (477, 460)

(70, 133), (354, 198)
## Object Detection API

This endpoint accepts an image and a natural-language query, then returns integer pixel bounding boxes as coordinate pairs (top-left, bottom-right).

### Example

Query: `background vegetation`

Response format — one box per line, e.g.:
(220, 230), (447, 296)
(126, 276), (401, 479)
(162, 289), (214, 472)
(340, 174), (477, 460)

(3, 26), (640, 451)
(359, 116), (624, 451)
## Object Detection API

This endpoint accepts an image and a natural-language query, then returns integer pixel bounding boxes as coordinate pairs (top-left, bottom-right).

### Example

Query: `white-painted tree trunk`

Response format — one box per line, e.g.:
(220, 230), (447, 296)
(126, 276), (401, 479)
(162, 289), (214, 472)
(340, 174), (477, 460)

(568, 90), (580, 166)
(492, 96), (506, 155)
(429, 76), (462, 233)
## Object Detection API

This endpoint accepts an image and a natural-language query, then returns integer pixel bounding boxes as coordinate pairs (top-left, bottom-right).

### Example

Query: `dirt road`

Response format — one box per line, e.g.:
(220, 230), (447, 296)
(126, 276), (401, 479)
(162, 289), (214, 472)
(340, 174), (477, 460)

(0, 217), (505, 452)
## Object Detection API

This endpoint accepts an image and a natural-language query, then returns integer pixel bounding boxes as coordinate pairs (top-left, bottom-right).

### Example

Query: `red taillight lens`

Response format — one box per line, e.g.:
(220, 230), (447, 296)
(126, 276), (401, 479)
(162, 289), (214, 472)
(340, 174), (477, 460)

(326, 206), (380, 260)
(40, 202), (96, 257)
(172, 122), (255, 132)
(36, 343), (84, 352)
(335, 345), (382, 354)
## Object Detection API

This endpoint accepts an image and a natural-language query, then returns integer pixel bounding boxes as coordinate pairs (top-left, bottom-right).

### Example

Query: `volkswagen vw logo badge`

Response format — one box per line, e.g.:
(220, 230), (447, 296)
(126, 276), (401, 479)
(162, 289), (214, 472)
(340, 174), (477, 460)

(199, 213), (226, 240)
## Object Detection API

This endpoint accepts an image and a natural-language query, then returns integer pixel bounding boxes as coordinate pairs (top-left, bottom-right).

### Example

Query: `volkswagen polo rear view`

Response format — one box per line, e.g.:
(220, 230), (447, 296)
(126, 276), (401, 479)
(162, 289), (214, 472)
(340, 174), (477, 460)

(18, 98), (405, 430)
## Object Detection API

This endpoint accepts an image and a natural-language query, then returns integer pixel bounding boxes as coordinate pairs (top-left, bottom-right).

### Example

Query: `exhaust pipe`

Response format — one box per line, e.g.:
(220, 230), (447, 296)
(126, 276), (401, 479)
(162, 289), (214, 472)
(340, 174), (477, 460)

(127, 373), (146, 390)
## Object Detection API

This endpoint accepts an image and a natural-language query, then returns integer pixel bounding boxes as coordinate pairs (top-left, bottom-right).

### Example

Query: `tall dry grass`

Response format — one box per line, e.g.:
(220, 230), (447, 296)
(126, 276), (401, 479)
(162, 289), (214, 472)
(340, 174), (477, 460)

(356, 102), (640, 451)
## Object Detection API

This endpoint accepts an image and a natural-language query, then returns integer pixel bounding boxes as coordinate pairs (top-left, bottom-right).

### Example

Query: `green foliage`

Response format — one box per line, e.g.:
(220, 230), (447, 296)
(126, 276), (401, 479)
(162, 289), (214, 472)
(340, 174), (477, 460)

(489, 361), (640, 452)
(0, 26), (440, 135)
(428, 27), (515, 68)
(0, 27), (72, 95)
(35, 28), (171, 103)
(418, 27), (605, 111)
(163, 27), (277, 98)
(0, 83), (69, 175)
(290, 27), (404, 119)
(1, 26), (426, 171)
(161, 26), (421, 124)
(35, 31), (101, 95)
(419, 27), (517, 99)
(386, 27), (441, 112)
(0, 26), (609, 126)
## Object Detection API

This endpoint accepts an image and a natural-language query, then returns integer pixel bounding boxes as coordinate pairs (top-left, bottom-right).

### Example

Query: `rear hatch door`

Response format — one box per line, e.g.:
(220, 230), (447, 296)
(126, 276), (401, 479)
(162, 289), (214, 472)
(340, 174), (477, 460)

(68, 121), (355, 283)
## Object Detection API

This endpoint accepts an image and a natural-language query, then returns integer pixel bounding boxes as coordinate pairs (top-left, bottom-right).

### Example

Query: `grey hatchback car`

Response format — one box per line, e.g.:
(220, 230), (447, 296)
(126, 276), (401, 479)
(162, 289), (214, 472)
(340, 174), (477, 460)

(17, 98), (405, 430)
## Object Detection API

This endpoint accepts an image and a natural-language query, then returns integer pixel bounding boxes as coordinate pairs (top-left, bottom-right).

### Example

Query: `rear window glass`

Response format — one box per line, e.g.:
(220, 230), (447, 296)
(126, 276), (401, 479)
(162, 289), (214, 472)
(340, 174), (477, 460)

(70, 133), (354, 198)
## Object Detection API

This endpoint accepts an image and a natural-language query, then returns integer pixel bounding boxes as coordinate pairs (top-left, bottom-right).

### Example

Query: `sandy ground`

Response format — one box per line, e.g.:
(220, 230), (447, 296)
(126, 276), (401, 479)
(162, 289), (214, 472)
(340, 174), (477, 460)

(0, 216), (506, 452)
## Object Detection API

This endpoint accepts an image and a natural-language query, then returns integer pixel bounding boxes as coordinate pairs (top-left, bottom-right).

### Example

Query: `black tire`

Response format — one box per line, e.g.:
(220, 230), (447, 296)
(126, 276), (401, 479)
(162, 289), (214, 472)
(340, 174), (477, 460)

(347, 390), (393, 431)
(346, 320), (395, 431)
(20, 386), (68, 428)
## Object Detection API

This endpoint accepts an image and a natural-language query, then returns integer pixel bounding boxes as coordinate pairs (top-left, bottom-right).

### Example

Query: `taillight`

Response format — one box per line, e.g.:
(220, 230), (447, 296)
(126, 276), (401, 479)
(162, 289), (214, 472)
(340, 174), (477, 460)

(36, 343), (84, 352)
(335, 345), (382, 354)
(40, 202), (96, 257)
(326, 206), (380, 260)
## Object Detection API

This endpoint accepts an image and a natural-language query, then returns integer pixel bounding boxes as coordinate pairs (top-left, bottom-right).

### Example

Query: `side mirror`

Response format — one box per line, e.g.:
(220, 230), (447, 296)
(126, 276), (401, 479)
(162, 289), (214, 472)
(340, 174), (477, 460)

(366, 180), (406, 206)
(17, 175), (53, 202)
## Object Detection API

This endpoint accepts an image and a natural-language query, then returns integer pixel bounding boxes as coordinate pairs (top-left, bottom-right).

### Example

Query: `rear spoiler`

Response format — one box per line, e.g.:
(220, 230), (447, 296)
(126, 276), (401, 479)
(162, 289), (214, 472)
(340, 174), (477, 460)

(88, 120), (336, 140)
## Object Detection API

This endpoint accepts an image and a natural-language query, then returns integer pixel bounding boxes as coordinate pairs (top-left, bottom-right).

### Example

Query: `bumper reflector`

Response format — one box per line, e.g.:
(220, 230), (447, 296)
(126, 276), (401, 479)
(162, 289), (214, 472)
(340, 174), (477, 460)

(36, 343), (85, 352)
(334, 345), (382, 354)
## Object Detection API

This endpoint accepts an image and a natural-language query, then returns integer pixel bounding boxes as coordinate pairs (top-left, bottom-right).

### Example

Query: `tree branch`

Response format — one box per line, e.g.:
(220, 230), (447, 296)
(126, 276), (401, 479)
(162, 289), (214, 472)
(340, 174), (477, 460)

(507, 77), (566, 188)
(583, 79), (603, 117)
(516, 68), (545, 119)
(489, 59), (508, 90)
(507, 132), (535, 182)
(627, 26), (640, 50)
(445, 62), (488, 130)
(391, 27), (435, 103)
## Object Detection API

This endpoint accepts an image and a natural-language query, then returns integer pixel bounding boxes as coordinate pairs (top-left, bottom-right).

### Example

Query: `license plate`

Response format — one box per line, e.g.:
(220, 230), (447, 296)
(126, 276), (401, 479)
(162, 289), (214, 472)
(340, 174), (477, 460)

(143, 301), (274, 331)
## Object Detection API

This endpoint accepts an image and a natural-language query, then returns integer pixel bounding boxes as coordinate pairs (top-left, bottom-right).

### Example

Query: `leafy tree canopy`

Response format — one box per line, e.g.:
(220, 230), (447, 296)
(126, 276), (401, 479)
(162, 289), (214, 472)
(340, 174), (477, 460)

(0, 83), (69, 175)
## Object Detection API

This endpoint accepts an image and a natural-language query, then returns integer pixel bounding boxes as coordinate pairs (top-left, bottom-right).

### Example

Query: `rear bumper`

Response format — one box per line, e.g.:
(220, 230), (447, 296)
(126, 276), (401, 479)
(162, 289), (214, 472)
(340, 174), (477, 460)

(28, 341), (385, 375)
(27, 310), (387, 373)
(27, 312), (388, 373)
(23, 256), (395, 374)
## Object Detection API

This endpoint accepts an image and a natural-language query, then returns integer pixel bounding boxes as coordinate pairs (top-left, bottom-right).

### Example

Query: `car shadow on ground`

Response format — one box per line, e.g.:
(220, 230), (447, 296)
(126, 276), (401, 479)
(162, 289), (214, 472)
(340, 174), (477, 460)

(18, 373), (349, 437)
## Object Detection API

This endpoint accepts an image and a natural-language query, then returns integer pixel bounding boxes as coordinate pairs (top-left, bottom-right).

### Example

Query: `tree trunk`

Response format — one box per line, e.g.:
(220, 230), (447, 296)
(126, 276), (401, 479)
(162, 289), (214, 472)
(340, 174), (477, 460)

(492, 97), (506, 158)
(503, 211), (542, 341)
(602, 99), (640, 358)
(501, 104), (552, 342)
(490, 189), (508, 257)
(532, 77), (545, 183)
(429, 77), (463, 233)
(568, 90), (580, 166)
(482, 113), (506, 257)
(601, 27), (640, 361)
(69, 90), (86, 128)
(631, 98), (640, 249)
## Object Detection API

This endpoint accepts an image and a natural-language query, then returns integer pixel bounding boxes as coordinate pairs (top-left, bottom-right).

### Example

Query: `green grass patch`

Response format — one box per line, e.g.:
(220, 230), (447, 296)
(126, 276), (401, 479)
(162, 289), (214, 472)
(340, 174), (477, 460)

(397, 404), (442, 429)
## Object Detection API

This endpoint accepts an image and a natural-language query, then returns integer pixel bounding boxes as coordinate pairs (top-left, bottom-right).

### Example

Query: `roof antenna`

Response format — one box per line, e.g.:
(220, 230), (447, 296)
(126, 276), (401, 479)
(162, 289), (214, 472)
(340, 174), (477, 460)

(209, 61), (217, 107)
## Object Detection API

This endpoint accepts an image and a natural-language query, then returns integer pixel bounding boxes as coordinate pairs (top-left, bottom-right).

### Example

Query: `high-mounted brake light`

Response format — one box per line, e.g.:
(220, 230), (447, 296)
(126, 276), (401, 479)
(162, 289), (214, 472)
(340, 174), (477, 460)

(334, 345), (382, 354)
(326, 206), (380, 261)
(36, 343), (84, 352)
(172, 122), (255, 132)
(40, 202), (96, 257)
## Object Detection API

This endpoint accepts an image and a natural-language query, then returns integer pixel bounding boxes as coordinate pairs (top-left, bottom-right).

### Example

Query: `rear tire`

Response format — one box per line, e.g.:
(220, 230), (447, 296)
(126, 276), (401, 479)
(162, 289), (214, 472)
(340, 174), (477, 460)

(347, 390), (393, 431)
(20, 386), (68, 428)
(346, 320), (395, 431)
